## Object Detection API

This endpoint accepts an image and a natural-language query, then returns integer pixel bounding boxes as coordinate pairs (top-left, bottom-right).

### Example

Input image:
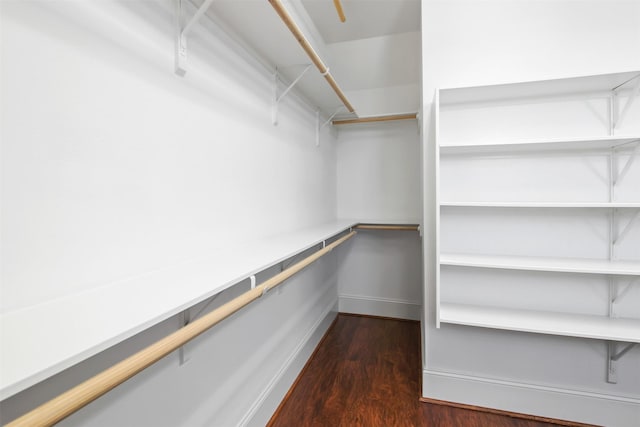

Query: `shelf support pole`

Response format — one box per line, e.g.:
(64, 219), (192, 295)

(272, 65), (312, 126)
(175, 0), (216, 75)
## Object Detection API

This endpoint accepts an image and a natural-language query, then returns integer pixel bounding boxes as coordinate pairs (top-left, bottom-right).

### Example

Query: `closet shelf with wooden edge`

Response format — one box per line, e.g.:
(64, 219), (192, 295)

(0, 218), (422, 401)
(0, 221), (359, 401)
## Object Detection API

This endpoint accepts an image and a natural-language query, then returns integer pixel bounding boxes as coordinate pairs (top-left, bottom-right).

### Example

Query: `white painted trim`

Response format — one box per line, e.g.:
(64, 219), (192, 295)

(240, 300), (339, 427)
(339, 294), (421, 320)
(422, 369), (640, 427)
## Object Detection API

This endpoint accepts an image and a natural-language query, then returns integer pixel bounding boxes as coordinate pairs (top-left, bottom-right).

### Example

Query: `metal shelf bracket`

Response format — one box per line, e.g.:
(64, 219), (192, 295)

(175, 0), (216, 75)
(272, 65), (312, 126)
(613, 141), (640, 187)
(613, 76), (640, 132)
(607, 341), (638, 383)
(178, 291), (222, 365)
(316, 107), (344, 146)
(614, 210), (640, 246)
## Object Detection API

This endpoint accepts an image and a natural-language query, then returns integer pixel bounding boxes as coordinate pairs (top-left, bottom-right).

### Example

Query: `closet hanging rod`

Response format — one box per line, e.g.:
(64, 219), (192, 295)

(355, 224), (420, 231)
(333, 113), (418, 125)
(268, 0), (356, 113)
(6, 231), (357, 427)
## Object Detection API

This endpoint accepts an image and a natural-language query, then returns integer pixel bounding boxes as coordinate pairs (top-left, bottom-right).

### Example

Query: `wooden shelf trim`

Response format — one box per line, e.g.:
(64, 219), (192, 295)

(268, 0), (355, 113)
(355, 224), (420, 231)
(333, 113), (418, 125)
(5, 232), (357, 427)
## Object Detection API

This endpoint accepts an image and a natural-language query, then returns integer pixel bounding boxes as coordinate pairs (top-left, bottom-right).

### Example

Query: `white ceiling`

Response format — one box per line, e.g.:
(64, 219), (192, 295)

(300, 0), (421, 44)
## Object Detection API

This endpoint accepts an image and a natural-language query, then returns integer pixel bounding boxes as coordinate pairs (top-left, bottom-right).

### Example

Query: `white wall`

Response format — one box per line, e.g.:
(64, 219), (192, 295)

(421, 1), (640, 426)
(337, 121), (421, 223)
(336, 121), (422, 320)
(328, 32), (421, 116)
(1, 0), (339, 424)
(337, 229), (422, 320)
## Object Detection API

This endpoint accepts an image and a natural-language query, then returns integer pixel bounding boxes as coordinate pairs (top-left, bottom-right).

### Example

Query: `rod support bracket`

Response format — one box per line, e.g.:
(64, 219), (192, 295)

(272, 65), (312, 126)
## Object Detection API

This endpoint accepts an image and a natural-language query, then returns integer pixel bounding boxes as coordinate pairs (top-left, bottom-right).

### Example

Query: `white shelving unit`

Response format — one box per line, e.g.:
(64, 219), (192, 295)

(0, 220), (357, 400)
(435, 71), (640, 383)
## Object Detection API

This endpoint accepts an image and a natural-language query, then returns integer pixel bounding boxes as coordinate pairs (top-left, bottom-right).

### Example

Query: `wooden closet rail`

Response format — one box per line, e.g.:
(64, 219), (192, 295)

(268, 0), (356, 113)
(355, 224), (419, 231)
(6, 231), (356, 427)
(333, 113), (417, 125)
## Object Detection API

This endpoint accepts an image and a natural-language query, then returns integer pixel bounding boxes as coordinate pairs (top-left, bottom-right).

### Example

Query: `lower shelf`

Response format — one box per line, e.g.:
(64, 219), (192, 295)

(439, 303), (640, 343)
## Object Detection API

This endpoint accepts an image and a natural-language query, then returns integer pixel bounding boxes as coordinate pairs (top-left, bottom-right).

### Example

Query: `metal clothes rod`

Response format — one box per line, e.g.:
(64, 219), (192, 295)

(355, 224), (419, 231)
(267, 0), (356, 113)
(6, 231), (356, 427)
(333, 113), (418, 125)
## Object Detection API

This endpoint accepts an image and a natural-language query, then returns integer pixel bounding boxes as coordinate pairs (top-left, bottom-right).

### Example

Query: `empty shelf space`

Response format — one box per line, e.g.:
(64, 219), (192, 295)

(0, 220), (357, 400)
(439, 303), (640, 343)
(440, 253), (640, 276)
(439, 135), (640, 155)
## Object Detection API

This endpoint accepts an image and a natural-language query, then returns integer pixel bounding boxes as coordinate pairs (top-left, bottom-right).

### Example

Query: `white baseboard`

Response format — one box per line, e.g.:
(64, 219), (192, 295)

(240, 300), (339, 427)
(423, 369), (640, 427)
(339, 294), (421, 320)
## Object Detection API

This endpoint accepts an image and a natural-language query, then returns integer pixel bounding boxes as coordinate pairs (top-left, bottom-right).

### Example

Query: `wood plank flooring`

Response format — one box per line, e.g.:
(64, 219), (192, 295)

(268, 314), (591, 427)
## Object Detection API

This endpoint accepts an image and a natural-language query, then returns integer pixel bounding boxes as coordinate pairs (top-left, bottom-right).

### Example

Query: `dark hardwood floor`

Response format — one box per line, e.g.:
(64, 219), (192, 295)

(268, 314), (592, 427)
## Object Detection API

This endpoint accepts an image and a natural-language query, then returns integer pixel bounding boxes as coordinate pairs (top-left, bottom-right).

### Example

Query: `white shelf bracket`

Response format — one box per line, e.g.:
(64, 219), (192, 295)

(272, 65), (312, 126)
(178, 291), (222, 365)
(316, 107), (344, 146)
(614, 77), (640, 132)
(613, 141), (640, 187)
(607, 341), (638, 384)
(613, 210), (640, 246)
(612, 278), (638, 305)
(175, 0), (216, 76)
(178, 309), (190, 365)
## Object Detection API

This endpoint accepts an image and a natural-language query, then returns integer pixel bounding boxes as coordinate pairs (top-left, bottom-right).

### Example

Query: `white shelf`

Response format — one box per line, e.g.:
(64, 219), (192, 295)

(438, 70), (640, 105)
(439, 135), (640, 155)
(0, 220), (357, 400)
(440, 253), (640, 276)
(440, 201), (640, 208)
(440, 303), (640, 343)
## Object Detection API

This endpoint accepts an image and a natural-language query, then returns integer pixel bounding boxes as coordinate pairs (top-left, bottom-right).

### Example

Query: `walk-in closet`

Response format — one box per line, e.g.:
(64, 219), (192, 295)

(1, 1), (639, 426)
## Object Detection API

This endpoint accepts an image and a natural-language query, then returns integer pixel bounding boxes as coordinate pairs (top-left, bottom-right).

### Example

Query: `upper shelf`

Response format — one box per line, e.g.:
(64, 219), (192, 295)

(0, 220), (357, 400)
(438, 70), (640, 105)
(439, 135), (640, 155)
